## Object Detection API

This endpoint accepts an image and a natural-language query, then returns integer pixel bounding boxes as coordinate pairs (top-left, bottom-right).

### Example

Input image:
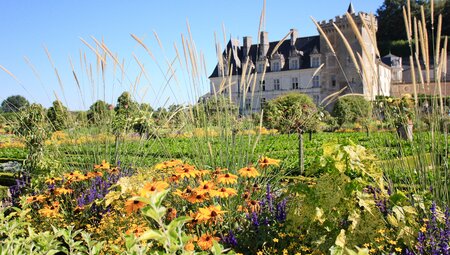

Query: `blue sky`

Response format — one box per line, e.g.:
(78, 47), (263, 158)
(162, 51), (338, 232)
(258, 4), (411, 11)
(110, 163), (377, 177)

(0, 0), (382, 110)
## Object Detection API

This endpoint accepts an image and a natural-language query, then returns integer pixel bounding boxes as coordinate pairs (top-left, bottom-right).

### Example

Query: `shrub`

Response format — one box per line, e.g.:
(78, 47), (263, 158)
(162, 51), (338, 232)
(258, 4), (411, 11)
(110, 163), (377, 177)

(332, 95), (371, 127)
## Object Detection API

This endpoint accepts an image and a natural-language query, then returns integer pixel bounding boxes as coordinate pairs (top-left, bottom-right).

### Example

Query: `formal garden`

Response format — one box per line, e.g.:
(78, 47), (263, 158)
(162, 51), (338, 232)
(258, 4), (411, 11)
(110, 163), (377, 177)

(1, 1), (450, 254)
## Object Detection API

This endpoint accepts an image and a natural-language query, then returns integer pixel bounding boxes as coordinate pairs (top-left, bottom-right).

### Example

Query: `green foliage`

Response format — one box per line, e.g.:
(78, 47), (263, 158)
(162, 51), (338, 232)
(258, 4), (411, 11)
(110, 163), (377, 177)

(288, 141), (417, 253)
(263, 93), (319, 133)
(86, 100), (112, 125)
(194, 96), (238, 127)
(47, 100), (70, 131)
(0, 207), (104, 254)
(332, 95), (371, 127)
(1, 95), (29, 113)
(14, 104), (50, 172)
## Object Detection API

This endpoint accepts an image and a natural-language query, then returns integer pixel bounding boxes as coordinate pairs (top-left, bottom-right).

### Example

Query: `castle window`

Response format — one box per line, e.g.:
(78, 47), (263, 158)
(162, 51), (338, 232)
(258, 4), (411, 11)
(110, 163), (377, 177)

(272, 62), (280, 72)
(291, 59), (298, 70)
(260, 80), (266, 91)
(258, 63), (265, 73)
(313, 95), (320, 104)
(311, 57), (320, 68)
(313, 76), (320, 87)
(331, 75), (336, 87)
(274, 79), (280, 90)
(292, 77), (299, 89)
(261, 97), (266, 108)
(245, 98), (251, 110)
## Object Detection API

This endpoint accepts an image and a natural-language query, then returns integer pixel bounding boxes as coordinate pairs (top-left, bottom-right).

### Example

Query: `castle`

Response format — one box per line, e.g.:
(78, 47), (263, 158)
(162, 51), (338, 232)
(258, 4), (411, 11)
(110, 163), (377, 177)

(208, 3), (392, 114)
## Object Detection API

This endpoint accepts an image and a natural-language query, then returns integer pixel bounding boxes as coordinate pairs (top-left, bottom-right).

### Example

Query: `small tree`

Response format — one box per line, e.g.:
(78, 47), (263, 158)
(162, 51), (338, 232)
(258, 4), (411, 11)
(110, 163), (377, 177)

(47, 100), (70, 131)
(263, 93), (319, 174)
(1, 95), (29, 113)
(332, 95), (372, 135)
(87, 100), (112, 125)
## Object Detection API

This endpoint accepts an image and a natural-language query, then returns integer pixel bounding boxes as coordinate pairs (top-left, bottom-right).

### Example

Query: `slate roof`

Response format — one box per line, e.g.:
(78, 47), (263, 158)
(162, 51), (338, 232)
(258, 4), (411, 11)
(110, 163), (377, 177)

(209, 35), (320, 78)
(381, 53), (401, 66)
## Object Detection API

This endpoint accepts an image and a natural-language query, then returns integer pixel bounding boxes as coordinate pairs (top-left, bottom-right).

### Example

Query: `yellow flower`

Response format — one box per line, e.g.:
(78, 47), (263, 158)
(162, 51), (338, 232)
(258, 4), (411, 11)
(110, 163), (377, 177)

(388, 240), (397, 245)
(257, 251), (263, 255)
(420, 226), (427, 232)
(26, 194), (46, 203)
(395, 247), (402, 252)
(154, 159), (183, 170)
(217, 173), (238, 184)
(44, 177), (62, 185)
(140, 181), (169, 197)
(54, 187), (73, 195)
(258, 156), (280, 168)
(196, 205), (226, 223)
(94, 160), (110, 170)
(273, 238), (279, 243)
(38, 201), (60, 218)
(175, 164), (199, 179)
(194, 181), (215, 195)
(238, 166), (260, 178)
(210, 187), (237, 198)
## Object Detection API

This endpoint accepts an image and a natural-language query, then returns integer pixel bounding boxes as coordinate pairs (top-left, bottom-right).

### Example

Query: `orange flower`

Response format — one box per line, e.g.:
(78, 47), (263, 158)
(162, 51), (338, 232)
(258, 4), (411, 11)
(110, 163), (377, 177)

(55, 187), (73, 195)
(210, 187), (237, 198)
(44, 177), (62, 185)
(247, 200), (261, 212)
(94, 160), (110, 170)
(154, 159), (183, 170)
(140, 181), (169, 197)
(38, 201), (60, 218)
(184, 241), (195, 252)
(258, 156), (280, 168)
(86, 170), (103, 178)
(166, 207), (177, 221)
(211, 167), (227, 176)
(125, 198), (147, 215)
(217, 173), (238, 184)
(197, 169), (211, 177)
(125, 224), (147, 237)
(175, 164), (199, 179)
(238, 166), (260, 178)
(194, 181), (215, 195)
(196, 205), (226, 223)
(168, 174), (180, 183)
(107, 167), (120, 175)
(197, 233), (219, 251)
(64, 171), (86, 182)
(26, 194), (46, 203)
(186, 192), (208, 204)
(173, 186), (193, 199)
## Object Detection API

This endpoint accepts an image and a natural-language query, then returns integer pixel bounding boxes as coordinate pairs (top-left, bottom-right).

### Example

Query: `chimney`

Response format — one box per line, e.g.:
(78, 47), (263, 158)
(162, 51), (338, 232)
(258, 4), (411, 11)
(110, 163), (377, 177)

(290, 28), (298, 47)
(259, 31), (269, 58)
(243, 36), (252, 59)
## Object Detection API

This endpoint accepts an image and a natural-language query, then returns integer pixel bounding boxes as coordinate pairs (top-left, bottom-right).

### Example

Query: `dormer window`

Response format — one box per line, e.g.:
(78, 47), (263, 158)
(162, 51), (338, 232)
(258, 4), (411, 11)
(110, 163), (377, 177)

(311, 57), (320, 68)
(257, 63), (265, 73)
(272, 62), (280, 72)
(290, 59), (298, 70)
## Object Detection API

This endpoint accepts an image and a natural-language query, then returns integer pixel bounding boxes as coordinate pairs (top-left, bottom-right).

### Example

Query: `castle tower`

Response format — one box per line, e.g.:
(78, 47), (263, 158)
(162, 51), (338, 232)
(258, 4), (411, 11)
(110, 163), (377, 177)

(318, 3), (379, 101)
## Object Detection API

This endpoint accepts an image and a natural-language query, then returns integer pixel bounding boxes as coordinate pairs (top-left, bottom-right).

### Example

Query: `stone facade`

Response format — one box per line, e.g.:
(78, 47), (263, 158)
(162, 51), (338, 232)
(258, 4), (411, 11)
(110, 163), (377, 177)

(208, 4), (391, 114)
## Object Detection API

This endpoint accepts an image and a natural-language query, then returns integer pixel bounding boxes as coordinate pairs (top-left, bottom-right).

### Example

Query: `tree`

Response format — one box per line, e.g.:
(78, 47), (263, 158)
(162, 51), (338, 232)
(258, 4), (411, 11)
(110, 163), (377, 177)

(263, 93), (319, 174)
(1, 95), (29, 113)
(47, 100), (70, 131)
(332, 95), (372, 130)
(87, 100), (112, 125)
